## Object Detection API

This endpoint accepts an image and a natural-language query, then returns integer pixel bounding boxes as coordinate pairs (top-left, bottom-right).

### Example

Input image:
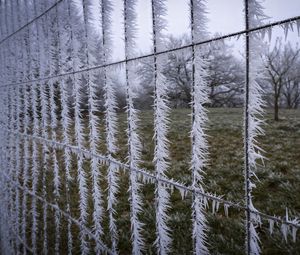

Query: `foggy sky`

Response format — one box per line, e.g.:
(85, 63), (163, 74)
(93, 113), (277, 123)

(110, 0), (300, 61)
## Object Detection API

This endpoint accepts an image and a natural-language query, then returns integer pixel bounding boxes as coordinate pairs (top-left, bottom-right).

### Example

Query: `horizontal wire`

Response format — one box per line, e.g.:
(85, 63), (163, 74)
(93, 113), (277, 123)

(0, 123), (243, 207)
(0, 170), (113, 255)
(0, 15), (300, 89)
(0, 3), (299, 250)
(0, 0), (64, 46)
(17, 234), (34, 254)
(10, 226), (34, 253)
(1, 124), (299, 230)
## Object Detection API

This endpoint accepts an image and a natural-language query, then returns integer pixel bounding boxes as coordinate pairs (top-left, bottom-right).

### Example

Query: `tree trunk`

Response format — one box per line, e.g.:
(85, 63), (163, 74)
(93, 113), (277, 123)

(274, 96), (279, 121)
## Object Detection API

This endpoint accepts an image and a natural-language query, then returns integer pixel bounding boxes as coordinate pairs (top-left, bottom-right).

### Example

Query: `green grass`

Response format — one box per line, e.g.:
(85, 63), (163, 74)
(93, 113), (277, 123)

(22, 108), (300, 254)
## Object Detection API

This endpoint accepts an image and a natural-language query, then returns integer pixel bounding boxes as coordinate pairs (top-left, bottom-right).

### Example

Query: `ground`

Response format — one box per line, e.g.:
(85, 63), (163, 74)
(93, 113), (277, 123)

(113, 107), (300, 254)
(26, 108), (300, 254)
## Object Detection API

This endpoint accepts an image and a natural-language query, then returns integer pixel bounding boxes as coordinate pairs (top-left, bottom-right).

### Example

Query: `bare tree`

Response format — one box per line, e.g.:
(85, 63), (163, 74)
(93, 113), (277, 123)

(163, 35), (192, 108)
(137, 34), (245, 108)
(282, 71), (300, 109)
(204, 38), (245, 107)
(264, 39), (300, 120)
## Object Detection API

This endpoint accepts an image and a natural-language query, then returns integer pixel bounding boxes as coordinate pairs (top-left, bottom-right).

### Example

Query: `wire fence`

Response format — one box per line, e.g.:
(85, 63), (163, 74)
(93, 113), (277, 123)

(0, 0), (299, 254)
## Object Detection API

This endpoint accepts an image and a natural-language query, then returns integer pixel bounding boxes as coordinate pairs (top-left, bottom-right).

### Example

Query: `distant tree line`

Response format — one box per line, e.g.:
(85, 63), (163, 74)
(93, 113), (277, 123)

(116, 34), (299, 122)
(32, 33), (299, 122)
(130, 34), (245, 110)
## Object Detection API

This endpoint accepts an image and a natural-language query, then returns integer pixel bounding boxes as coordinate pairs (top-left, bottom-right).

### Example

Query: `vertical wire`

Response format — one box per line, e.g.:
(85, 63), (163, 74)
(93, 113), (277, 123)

(65, 0), (75, 252)
(8, 84), (16, 253)
(123, 0), (144, 253)
(82, 1), (105, 253)
(0, 86), (6, 252)
(8, 0), (14, 35)
(30, 7), (41, 249)
(59, 76), (74, 255)
(53, 5), (62, 254)
(39, 8), (49, 254)
(4, 0), (10, 36)
(15, 0), (21, 34)
(21, 54), (31, 255)
(150, 1), (161, 253)
(244, 0), (251, 254)
(30, 81), (40, 255)
(8, 0), (14, 34)
(8, 29), (19, 253)
(189, 1), (210, 254)
(3, 39), (10, 246)
(0, 0), (3, 39)
(10, 7), (21, 249)
(7, 83), (15, 253)
(14, 83), (22, 253)
(100, 0), (119, 253)
(9, 83), (18, 254)
(1, 0), (8, 38)
(18, 27), (27, 254)
(57, 0), (74, 253)
(151, 1), (171, 253)
(124, 0), (134, 252)
(21, 7), (31, 252)
(5, 83), (12, 252)
(49, 76), (61, 254)
(1, 3), (14, 250)
(190, 1), (197, 253)
(31, 1), (41, 251)
(69, 0), (89, 253)
(0, 23), (5, 251)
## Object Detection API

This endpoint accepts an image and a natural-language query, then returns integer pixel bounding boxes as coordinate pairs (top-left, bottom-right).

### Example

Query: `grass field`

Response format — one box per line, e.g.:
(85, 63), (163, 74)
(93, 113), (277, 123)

(124, 107), (300, 254)
(24, 107), (300, 254)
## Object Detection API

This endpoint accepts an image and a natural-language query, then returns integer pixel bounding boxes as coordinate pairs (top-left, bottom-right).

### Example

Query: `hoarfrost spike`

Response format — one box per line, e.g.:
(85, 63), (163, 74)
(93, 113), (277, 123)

(268, 27), (272, 42)
(284, 23), (289, 40)
(268, 219), (274, 235)
(224, 204), (229, 217)
(292, 227), (297, 243)
(297, 20), (300, 36)
(281, 223), (288, 242)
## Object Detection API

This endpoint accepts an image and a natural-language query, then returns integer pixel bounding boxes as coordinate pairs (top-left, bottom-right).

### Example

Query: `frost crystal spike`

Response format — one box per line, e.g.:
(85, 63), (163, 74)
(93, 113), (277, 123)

(244, 0), (267, 254)
(124, 0), (145, 253)
(190, 1), (210, 254)
(151, 0), (172, 254)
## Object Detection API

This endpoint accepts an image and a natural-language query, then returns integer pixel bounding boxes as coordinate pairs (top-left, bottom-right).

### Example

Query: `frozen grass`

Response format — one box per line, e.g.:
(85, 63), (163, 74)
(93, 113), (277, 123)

(21, 108), (299, 254)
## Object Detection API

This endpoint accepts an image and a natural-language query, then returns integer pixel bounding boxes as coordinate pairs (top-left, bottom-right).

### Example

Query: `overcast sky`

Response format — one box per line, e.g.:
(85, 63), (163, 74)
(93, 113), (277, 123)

(109, 0), (300, 61)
